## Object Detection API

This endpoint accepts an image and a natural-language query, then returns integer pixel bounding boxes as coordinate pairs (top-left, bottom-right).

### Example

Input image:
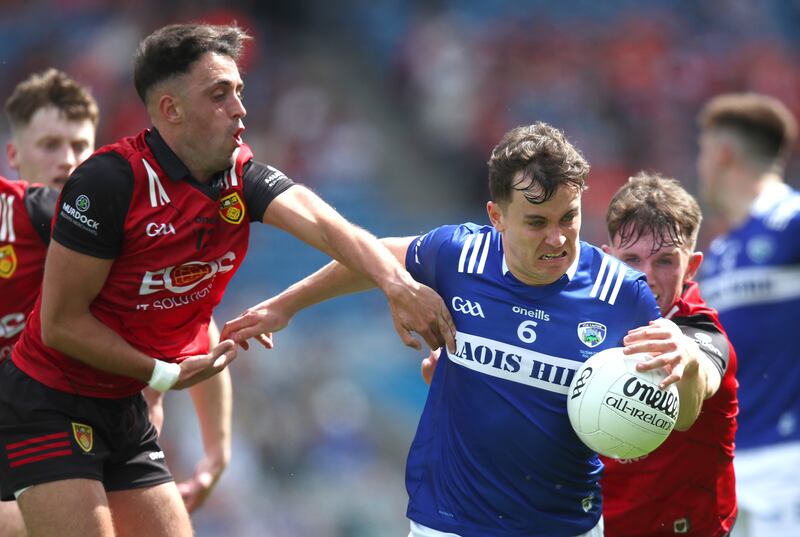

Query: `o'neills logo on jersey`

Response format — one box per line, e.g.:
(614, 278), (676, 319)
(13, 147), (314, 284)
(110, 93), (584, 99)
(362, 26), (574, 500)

(219, 192), (245, 224)
(0, 244), (17, 278)
(139, 251), (235, 295)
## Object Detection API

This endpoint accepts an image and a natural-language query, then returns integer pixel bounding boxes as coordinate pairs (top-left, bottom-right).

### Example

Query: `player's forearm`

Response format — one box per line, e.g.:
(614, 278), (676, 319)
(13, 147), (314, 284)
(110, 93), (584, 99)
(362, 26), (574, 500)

(272, 258), (378, 319)
(188, 369), (232, 470)
(40, 308), (155, 382)
(305, 203), (412, 297)
(673, 353), (709, 431)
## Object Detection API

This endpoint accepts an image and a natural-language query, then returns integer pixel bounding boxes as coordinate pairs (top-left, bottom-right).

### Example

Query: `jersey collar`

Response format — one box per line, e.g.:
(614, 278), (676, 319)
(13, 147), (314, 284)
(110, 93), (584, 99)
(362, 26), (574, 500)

(751, 181), (792, 216)
(145, 128), (192, 182)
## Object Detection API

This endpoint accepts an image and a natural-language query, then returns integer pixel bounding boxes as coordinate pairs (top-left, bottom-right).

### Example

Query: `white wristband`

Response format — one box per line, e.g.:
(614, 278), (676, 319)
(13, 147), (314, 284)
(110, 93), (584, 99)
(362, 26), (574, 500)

(147, 360), (181, 392)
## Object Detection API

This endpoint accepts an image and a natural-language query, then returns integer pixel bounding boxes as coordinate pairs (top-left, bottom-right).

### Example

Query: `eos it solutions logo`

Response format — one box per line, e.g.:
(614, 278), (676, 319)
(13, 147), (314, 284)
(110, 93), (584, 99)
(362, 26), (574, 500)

(0, 312), (25, 339)
(139, 251), (235, 295)
(451, 296), (485, 318)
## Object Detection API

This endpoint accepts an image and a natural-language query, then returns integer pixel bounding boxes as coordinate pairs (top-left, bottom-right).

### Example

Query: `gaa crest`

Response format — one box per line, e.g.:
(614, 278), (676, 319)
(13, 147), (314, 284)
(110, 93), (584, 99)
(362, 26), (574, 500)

(72, 422), (93, 453)
(0, 245), (17, 279)
(219, 192), (245, 225)
(577, 321), (606, 348)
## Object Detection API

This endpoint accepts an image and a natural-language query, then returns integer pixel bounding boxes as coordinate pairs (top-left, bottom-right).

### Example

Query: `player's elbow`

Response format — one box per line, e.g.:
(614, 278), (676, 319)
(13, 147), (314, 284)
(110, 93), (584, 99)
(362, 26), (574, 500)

(39, 307), (71, 350)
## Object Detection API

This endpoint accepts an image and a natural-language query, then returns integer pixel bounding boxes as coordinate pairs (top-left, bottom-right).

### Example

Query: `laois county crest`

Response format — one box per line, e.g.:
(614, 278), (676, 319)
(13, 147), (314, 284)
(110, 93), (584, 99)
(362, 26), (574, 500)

(577, 321), (607, 348)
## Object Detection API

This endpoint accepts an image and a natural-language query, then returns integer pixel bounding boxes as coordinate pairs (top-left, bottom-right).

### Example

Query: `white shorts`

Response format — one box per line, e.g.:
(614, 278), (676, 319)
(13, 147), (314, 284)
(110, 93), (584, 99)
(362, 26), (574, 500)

(408, 517), (604, 537)
(731, 441), (800, 537)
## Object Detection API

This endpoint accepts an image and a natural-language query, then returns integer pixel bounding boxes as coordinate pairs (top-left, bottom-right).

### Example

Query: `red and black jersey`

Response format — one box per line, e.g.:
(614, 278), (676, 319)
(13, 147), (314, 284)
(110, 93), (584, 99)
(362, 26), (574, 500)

(13, 129), (293, 398)
(601, 281), (738, 536)
(0, 177), (58, 362)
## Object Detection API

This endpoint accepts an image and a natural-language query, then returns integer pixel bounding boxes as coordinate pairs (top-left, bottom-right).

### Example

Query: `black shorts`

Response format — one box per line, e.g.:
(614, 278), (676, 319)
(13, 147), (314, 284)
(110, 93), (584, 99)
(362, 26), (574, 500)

(0, 359), (173, 501)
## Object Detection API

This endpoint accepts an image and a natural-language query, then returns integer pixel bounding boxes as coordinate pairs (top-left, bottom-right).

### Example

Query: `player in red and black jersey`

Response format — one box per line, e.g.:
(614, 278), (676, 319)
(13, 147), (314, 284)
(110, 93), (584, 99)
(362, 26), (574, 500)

(0, 68), (241, 536)
(0, 24), (455, 537)
(601, 172), (737, 536)
(0, 69), (97, 537)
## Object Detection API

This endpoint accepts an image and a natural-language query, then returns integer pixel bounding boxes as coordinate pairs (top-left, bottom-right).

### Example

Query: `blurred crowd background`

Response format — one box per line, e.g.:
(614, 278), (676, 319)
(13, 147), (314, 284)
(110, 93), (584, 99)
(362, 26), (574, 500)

(2, 1), (800, 535)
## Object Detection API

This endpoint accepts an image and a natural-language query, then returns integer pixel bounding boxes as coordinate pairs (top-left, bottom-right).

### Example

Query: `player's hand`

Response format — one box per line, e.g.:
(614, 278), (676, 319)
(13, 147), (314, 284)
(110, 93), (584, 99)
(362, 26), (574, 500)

(142, 387), (166, 435)
(385, 279), (456, 353)
(622, 318), (700, 389)
(221, 299), (286, 350)
(172, 340), (238, 390)
(421, 348), (441, 385)
(177, 453), (226, 513)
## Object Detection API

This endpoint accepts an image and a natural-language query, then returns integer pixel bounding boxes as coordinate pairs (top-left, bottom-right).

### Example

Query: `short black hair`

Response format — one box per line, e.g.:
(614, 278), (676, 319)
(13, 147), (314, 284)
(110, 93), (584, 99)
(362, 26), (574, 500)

(133, 23), (251, 103)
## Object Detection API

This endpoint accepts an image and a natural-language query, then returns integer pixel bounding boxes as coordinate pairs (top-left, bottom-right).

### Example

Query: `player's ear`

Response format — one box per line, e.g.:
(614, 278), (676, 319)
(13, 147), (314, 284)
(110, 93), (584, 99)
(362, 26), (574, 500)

(684, 251), (703, 281)
(487, 201), (505, 232)
(158, 94), (182, 124)
(601, 244), (611, 254)
(6, 142), (19, 172)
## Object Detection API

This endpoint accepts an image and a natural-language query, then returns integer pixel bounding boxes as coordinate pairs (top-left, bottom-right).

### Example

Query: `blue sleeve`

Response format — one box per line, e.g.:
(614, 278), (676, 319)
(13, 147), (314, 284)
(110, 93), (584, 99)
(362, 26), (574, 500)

(404, 224), (460, 289)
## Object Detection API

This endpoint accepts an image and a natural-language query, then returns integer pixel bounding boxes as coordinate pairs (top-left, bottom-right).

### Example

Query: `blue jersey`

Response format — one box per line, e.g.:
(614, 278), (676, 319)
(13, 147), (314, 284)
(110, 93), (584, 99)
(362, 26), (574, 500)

(404, 224), (660, 537)
(700, 182), (800, 450)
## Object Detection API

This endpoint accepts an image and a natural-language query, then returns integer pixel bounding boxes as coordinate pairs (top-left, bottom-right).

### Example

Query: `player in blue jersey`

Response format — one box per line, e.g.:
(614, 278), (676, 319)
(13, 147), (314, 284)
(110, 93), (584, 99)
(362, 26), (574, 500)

(697, 93), (800, 537)
(224, 123), (707, 536)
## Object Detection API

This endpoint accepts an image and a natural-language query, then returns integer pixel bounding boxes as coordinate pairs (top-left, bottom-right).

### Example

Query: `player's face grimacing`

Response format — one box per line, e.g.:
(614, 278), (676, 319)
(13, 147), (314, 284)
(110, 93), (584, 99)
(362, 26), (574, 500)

(605, 233), (702, 315)
(176, 52), (246, 177)
(7, 105), (95, 189)
(488, 184), (581, 286)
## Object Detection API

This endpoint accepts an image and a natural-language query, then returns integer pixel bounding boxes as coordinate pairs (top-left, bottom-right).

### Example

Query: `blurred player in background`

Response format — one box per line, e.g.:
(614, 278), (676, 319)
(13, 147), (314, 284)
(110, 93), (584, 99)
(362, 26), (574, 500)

(0, 23), (452, 537)
(697, 93), (800, 536)
(224, 123), (716, 537)
(601, 172), (738, 536)
(0, 68), (234, 535)
(0, 68), (98, 537)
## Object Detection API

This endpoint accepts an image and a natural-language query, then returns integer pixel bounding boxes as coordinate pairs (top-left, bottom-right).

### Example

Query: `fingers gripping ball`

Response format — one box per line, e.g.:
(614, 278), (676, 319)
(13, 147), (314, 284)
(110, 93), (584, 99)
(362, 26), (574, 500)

(567, 347), (679, 459)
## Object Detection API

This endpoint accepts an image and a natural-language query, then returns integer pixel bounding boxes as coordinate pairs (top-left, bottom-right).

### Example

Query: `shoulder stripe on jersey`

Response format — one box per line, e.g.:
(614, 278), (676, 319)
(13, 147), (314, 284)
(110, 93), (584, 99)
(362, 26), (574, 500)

(0, 194), (15, 242)
(590, 255), (627, 305)
(476, 233), (491, 274)
(457, 234), (475, 273)
(466, 233), (484, 273)
(590, 255), (610, 297)
(607, 262), (627, 305)
(458, 232), (491, 274)
(228, 147), (241, 187)
(142, 159), (171, 208)
(766, 196), (800, 231)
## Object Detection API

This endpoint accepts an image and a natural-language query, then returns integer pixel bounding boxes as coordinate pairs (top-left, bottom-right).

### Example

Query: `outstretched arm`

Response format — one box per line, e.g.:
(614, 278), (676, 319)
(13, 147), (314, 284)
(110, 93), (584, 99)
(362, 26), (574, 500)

(224, 236), (454, 353)
(259, 187), (455, 352)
